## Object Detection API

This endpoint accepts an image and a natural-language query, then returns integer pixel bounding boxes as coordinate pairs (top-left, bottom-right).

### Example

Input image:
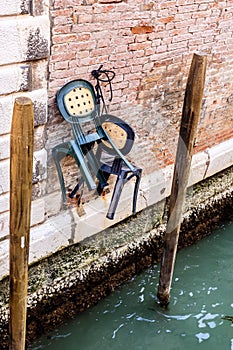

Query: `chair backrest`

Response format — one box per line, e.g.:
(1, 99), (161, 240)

(100, 114), (135, 156)
(56, 79), (99, 124)
(56, 80), (135, 156)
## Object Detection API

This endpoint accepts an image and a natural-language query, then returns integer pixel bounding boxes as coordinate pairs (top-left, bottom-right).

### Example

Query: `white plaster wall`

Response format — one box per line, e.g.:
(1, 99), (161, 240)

(0, 0), (30, 16)
(0, 16), (49, 66)
(0, 1), (50, 278)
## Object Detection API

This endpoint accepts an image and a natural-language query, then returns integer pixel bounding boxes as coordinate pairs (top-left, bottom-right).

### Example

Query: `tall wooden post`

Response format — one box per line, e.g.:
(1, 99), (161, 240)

(157, 54), (207, 307)
(9, 97), (34, 350)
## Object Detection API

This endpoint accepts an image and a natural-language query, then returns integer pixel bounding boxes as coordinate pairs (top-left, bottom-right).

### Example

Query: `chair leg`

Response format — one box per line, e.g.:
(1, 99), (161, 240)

(96, 170), (110, 195)
(86, 149), (109, 190)
(132, 169), (142, 215)
(106, 173), (127, 220)
(53, 152), (67, 203)
(68, 177), (84, 198)
(106, 168), (142, 220)
(70, 140), (96, 191)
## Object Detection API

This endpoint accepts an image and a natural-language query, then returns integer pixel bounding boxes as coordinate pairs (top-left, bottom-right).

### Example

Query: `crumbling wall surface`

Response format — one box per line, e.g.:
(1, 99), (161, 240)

(0, 1), (50, 272)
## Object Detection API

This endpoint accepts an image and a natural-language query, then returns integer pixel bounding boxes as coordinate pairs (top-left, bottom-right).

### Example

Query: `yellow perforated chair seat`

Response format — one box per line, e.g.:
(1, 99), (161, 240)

(64, 87), (95, 117)
(102, 121), (127, 150)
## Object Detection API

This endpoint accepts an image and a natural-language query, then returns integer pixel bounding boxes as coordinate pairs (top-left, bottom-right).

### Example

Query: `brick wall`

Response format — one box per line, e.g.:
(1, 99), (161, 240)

(47, 0), (233, 193)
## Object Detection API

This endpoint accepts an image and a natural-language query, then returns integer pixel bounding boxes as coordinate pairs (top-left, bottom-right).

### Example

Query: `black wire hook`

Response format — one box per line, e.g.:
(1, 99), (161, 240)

(91, 65), (115, 109)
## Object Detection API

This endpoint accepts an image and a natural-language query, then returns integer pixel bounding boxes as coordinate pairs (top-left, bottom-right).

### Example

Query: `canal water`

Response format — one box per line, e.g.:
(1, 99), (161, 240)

(30, 221), (233, 350)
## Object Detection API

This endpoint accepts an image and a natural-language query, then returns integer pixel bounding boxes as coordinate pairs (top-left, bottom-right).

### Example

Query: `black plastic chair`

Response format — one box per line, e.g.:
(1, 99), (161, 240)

(52, 67), (142, 219)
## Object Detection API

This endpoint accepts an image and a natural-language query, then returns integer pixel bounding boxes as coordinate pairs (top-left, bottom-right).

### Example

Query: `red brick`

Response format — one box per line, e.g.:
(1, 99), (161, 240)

(158, 16), (175, 24)
(128, 42), (152, 51)
(53, 34), (77, 44)
(78, 14), (93, 23)
(77, 33), (91, 42)
(131, 26), (154, 35)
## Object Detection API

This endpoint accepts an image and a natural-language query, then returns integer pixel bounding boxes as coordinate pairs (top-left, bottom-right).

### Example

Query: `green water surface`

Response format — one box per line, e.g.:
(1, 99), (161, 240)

(30, 221), (233, 350)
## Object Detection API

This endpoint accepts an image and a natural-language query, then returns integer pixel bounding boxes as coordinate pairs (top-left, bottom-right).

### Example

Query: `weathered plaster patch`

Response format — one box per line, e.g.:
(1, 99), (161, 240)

(34, 101), (47, 126)
(26, 28), (49, 61)
(20, 65), (31, 92)
(33, 157), (47, 185)
(30, 60), (48, 90)
(20, 0), (30, 14)
(31, 0), (49, 16)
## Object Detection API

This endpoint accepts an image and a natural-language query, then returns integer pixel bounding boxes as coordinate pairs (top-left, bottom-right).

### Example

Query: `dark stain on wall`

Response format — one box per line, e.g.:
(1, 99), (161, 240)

(34, 101), (47, 126)
(26, 28), (49, 61)
(19, 65), (31, 92)
(20, 0), (30, 14)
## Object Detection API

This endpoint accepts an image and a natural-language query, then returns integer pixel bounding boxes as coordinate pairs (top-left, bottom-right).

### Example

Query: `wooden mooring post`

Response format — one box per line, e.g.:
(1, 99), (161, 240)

(157, 54), (207, 307)
(9, 97), (34, 350)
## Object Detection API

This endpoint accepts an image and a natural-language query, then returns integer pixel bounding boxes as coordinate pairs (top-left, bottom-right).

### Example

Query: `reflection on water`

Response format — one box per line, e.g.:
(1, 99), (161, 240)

(30, 221), (233, 350)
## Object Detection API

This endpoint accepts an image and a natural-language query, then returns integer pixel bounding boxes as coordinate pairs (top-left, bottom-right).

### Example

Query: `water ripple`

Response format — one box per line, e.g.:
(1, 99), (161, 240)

(112, 323), (124, 339)
(196, 313), (219, 329)
(157, 311), (192, 321)
(136, 316), (156, 323)
(195, 332), (210, 343)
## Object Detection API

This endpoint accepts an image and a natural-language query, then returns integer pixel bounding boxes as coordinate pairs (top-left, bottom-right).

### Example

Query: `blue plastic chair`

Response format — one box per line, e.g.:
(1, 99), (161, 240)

(52, 72), (142, 219)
